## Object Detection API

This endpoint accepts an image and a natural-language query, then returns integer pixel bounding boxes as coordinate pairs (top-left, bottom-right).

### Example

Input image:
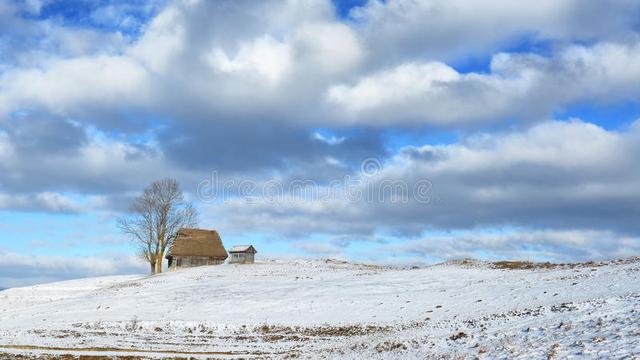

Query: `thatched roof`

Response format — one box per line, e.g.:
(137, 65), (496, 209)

(229, 245), (257, 254)
(166, 228), (228, 259)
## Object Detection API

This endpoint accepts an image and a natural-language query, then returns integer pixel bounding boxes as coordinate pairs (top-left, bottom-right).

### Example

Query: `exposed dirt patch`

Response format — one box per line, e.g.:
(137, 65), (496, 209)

(374, 341), (407, 353)
(256, 323), (392, 337)
(448, 332), (468, 341)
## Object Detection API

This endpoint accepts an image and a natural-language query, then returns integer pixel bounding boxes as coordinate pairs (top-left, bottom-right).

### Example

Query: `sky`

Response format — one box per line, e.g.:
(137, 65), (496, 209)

(1, 0), (640, 288)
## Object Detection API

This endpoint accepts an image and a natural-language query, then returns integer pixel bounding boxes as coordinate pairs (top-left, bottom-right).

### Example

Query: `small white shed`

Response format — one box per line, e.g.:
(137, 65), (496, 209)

(229, 245), (258, 264)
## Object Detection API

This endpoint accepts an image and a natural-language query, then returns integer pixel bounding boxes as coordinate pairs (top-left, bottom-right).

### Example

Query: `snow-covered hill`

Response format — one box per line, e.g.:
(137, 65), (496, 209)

(0, 258), (639, 359)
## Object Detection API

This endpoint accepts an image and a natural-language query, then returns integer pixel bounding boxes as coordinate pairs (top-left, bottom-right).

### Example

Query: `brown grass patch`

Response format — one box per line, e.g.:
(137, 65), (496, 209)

(493, 261), (559, 270)
(492, 256), (640, 270)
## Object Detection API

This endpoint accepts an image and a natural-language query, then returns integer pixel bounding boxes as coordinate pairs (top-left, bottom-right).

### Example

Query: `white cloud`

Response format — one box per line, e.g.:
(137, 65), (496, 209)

(120, 0), (364, 119)
(313, 132), (346, 145)
(0, 55), (149, 118)
(205, 35), (293, 86)
(0, 250), (146, 288)
(327, 62), (466, 124)
(0, 1), (129, 70)
(292, 22), (364, 75)
(1, 0), (637, 130)
(327, 42), (640, 125)
(129, 5), (185, 73)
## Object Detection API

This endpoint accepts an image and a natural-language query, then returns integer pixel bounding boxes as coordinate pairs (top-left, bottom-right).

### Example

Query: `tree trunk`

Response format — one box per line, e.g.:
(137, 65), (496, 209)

(156, 255), (163, 274)
(150, 261), (156, 274)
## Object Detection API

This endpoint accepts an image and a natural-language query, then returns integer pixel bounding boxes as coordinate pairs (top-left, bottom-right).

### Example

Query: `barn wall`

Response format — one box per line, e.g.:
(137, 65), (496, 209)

(169, 256), (225, 270)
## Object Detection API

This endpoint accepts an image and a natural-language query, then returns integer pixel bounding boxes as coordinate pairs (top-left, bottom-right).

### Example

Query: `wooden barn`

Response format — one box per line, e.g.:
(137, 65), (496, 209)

(165, 228), (228, 270)
(229, 245), (258, 264)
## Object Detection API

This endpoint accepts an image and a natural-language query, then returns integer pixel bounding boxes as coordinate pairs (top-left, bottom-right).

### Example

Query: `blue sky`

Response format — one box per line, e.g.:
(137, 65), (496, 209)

(1, 0), (640, 287)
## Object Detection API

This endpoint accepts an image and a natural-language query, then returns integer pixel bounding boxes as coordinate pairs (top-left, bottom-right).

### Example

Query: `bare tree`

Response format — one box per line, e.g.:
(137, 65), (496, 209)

(118, 191), (157, 274)
(118, 178), (199, 274)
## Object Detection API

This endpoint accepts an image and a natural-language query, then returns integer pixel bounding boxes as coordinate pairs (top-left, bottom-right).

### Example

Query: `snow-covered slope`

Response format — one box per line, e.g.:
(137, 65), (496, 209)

(0, 259), (639, 359)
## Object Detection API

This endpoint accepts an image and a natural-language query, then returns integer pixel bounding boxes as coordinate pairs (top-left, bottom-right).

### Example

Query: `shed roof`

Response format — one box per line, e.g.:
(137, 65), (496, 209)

(166, 228), (228, 259)
(229, 245), (257, 254)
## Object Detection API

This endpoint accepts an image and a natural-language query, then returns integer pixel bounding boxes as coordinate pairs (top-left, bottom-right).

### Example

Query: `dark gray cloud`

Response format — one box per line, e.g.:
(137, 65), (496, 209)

(366, 229), (640, 264)
(158, 114), (387, 175)
(351, 0), (640, 64)
(0, 192), (82, 213)
(2, 113), (87, 155)
(212, 120), (640, 240)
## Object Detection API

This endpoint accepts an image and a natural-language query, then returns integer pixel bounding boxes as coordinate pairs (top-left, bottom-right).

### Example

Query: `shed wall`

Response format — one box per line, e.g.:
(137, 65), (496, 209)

(229, 253), (255, 264)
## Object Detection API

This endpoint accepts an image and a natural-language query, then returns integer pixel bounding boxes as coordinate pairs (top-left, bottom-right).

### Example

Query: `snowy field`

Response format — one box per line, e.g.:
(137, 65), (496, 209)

(0, 258), (639, 359)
